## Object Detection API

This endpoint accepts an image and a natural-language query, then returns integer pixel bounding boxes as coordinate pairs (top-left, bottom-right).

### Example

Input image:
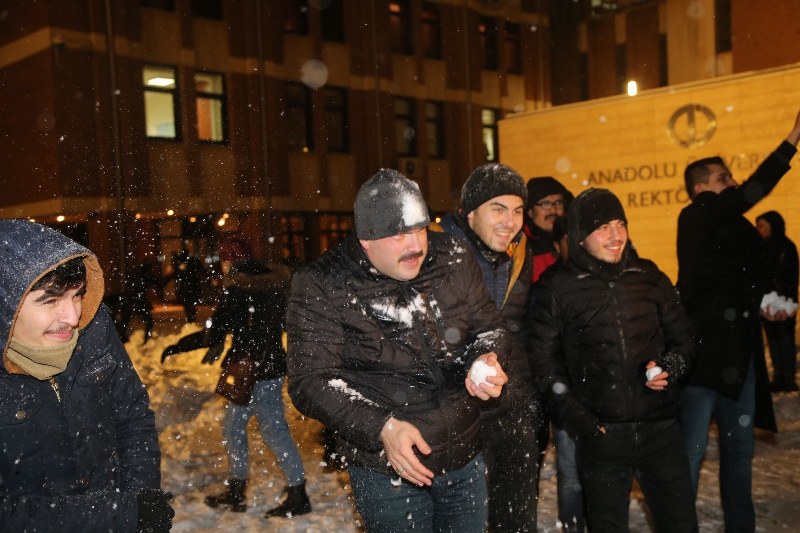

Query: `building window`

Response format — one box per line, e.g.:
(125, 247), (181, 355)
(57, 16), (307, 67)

(286, 82), (313, 152)
(425, 101), (445, 159)
(320, 0), (345, 42)
(616, 43), (627, 94)
(478, 17), (498, 70)
(319, 214), (353, 254)
(504, 22), (521, 73)
(389, 1), (412, 55)
(421, 2), (442, 59)
(481, 108), (499, 162)
(143, 65), (179, 140)
(284, 0), (308, 35)
(195, 72), (226, 142)
(141, 0), (174, 10)
(715, 0), (732, 54)
(324, 87), (348, 152)
(191, 0), (222, 19)
(394, 97), (417, 156)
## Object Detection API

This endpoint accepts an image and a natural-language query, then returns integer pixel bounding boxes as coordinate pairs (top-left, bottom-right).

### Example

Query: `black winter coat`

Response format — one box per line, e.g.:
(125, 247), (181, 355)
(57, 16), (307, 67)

(208, 259), (291, 381)
(438, 213), (536, 419)
(286, 232), (510, 475)
(529, 243), (695, 440)
(677, 141), (797, 431)
(0, 220), (161, 532)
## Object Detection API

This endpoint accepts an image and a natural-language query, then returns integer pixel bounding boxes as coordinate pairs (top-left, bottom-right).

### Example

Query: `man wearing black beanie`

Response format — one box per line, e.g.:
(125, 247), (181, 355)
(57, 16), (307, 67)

(438, 162), (541, 532)
(529, 188), (698, 531)
(524, 176), (574, 283)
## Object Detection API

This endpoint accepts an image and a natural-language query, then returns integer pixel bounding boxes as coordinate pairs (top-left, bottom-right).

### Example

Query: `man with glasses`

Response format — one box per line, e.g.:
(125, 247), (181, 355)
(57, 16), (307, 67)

(524, 177), (574, 283)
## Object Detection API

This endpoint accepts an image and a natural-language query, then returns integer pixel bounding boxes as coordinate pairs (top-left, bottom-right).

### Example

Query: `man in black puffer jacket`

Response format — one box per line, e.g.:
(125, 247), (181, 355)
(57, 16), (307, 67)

(438, 163), (540, 532)
(0, 220), (172, 533)
(287, 169), (510, 533)
(528, 189), (697, 532)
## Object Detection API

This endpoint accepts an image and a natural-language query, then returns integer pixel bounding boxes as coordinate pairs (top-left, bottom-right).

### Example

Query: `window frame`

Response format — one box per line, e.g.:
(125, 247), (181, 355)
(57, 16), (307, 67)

(481, 108), (500, 162)
(389, 0), (413, 55)
(421, 2), (442, 59)
(143, 64), (181, 141)
(425, 101), (445, 159)
(194, 70), (228, 143)
(324, 86), (349, 153)
(394, 97), (418, 157)
(286, 82), (314, 152)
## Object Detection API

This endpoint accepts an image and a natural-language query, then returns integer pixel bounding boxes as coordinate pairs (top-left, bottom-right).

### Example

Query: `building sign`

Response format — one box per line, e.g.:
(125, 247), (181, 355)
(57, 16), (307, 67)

(500, 65), (800, 280)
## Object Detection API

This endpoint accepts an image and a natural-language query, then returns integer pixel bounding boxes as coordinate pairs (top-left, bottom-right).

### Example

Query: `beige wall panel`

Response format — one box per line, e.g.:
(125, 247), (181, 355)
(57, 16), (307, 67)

(147, 145), (190, 205)
(326, 154), (358, 211)
(192, 20), (230, 70)
(322, 43), (350, 87)
(140, 11), (183, 63)
(287, 152), (322, 210)
(198, 147), (237, 208)
(422, 60), (448, 100)
(503, 74), (526, 113)
(501, 66), (800, 282)
(426, 161), (454, 212)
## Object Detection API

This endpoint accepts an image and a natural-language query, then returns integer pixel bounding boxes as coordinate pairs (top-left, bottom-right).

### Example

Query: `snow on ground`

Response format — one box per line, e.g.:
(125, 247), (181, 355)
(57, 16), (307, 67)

(127, 307), (800, 532)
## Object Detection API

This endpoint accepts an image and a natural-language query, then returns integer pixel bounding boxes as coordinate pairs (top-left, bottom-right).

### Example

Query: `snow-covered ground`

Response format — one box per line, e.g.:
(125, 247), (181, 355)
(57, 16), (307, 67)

(127, 307), (800, 532)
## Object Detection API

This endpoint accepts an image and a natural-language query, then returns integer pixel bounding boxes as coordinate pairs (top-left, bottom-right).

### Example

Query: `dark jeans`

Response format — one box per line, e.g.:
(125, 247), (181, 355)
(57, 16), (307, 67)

(681, 360), (756, 533)
(554, 425), (585, 532)
(481, 400), (539, 532)
(763, 318), (797, 385)
(348, 454), (487, 533)
(576, 418), (697, 533)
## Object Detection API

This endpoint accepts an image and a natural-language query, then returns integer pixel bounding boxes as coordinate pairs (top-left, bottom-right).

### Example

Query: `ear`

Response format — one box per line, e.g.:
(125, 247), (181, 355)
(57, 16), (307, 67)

(693, 182), (705, 196)
(359, 239), (370, 251)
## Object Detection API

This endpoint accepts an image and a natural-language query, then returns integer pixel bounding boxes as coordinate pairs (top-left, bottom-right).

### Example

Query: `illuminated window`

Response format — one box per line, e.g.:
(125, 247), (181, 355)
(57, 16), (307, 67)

(421, 2), (442, 59)
(389, 1), (412, 54)
(195, 72), (226, 142)
(478, 16), (498, 70)
(482, 109), (499, 162)
(143, 65), (179, 140)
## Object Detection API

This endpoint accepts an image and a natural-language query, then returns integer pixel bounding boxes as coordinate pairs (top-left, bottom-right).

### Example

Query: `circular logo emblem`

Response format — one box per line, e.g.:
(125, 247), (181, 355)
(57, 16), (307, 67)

(667, 104), (717, 148)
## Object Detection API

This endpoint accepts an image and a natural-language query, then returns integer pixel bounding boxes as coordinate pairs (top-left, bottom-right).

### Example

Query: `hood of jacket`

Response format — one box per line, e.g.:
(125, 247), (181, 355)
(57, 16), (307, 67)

(0, 220), (104, 362)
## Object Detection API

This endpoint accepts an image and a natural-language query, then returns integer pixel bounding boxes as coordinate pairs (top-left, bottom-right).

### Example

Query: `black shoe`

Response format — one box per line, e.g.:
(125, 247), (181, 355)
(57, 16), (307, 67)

(265, 481), (311, 518)
(205, 478), (247, 512)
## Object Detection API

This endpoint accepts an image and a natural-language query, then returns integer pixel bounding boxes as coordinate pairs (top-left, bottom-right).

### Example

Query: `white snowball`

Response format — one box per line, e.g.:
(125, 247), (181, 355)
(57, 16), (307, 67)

(646, 366), (663, 381)
(470, 360), (497, 387)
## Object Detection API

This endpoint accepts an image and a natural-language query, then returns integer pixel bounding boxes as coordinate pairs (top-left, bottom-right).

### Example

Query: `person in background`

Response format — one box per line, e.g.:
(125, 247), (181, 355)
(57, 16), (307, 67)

(755, 210), (798, 392)
(438, 163), (540, 531)
(524, 176), (574, 283)
(529, 189), (697, 531)
(200, 235), (311, 519)
(0, 220), (173, 532)
(286, 169), (509, 532)
(677, 110), (800, 531)
(171, 245), (204, 323)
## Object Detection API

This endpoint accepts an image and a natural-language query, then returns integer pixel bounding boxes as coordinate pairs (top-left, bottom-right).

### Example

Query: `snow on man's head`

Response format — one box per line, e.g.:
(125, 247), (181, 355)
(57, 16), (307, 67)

(354, 169), (430, 240)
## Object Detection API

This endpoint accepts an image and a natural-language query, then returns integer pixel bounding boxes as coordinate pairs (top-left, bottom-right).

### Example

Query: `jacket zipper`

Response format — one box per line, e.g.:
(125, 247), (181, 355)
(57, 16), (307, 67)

(49, 377), (62, 403)
(609, 281), (632, 419)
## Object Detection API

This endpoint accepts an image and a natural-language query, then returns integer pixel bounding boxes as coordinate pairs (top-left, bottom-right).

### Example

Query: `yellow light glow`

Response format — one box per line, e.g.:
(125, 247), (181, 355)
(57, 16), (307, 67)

(167, 209), (174, 216)
(627, 80), (638, 96)
(56, 215), (65, 222)
(189, 216), (197, 223)
(135, 213), (142, 220)
(217, 218), (226, 227)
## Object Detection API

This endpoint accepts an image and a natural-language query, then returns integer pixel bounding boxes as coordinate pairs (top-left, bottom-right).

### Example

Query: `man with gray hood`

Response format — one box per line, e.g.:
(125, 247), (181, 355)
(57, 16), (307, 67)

(0, 220), (173, 532)
(286, 169), (509, 532)
(528, 189), (697, 531)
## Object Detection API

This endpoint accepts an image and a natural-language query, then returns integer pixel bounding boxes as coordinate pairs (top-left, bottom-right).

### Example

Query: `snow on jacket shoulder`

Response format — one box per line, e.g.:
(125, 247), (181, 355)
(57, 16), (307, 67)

(286, 231), (509, 475)
(0, 220), (160, 532)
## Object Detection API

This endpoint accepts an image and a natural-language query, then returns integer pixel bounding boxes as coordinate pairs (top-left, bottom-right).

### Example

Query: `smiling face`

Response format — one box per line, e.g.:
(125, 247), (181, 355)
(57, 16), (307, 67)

(360, 226), (429, 281)
(467, 194), (525, 252)
(581, 219), (628, 264)
(13, 285), (85, 348)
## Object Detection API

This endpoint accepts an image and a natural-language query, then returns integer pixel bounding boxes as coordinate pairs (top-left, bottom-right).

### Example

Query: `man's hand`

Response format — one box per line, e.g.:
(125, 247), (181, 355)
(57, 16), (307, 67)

(645, 360), (669, 391)
(761, 307), (790, 322)
(380, 417), (434, 487)
(465, 352), (508, 400)
(787, 108), (800, 146)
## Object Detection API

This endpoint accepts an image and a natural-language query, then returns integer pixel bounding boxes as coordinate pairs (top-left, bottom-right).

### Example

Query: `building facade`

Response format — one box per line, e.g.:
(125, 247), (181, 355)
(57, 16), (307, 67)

(0, 0), (798, 291)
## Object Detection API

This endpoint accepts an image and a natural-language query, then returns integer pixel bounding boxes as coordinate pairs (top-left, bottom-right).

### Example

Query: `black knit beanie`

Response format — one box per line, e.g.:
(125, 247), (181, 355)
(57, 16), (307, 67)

(572, 188), (627, 243)
(354, 169), (430, 240)
(526, 176), (573, 210)
(460, 163), (527, 215)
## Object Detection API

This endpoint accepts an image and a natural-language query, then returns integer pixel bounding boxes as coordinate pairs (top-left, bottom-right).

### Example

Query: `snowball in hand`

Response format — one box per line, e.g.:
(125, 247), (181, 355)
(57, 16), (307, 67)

(761, 291), (798, 317)
(470, 360), (497, 387)
(646, 366), (663, 381)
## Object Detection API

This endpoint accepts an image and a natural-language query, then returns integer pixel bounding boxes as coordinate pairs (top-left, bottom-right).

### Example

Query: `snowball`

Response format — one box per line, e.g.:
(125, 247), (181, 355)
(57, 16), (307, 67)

(646, 366), (662, 381)
(469, 360), (497, 387)
(760, 291), (798, 317)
